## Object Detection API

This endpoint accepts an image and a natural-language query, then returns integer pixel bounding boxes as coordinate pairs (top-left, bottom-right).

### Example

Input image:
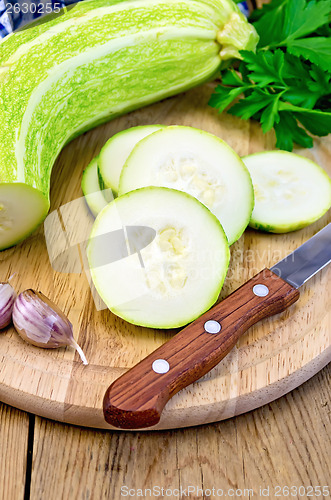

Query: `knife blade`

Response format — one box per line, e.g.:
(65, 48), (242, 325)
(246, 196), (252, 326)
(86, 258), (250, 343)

(270, 223), (331, 288)
(103, 223), (331, 430)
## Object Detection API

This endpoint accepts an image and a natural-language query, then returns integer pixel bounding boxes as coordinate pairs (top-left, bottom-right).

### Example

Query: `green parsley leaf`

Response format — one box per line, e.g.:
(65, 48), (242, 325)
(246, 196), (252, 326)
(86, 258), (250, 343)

(209, 0), (331, 151)
(274, 112), (314, 150)
(221, 69), (245, 87)
(260, 96), (281, 133)
(253, 0), (331, 70)
(253, 2), (287, 47)
(279, 102), (331, 136)
(208, 86), (245, 113)
(238, 61), (252, 84)
(282, 0), (331, 43)
(281, 53), (312, 81)
(287, 37), (331, 72)
(282, 88), (318, 109)
(296, 110), (331, 136)
(307, 66), (331, 95)
(228, 90), (275, 120)
(240, 49), (285, 86)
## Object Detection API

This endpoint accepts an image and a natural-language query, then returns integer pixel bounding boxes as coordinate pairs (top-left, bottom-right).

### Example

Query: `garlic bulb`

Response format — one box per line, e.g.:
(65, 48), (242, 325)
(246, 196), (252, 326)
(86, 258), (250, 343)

(12, 290), (88, 365)
(0, 282), (16, 329)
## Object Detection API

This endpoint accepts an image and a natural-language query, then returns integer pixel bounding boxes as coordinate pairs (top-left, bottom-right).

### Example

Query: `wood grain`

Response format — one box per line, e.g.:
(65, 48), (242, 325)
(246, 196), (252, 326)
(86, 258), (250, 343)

(104, 270), (299, 429)
(27, 364), (331, 500)
(0, 403), (29, 500)
(0, 83), (330, 430)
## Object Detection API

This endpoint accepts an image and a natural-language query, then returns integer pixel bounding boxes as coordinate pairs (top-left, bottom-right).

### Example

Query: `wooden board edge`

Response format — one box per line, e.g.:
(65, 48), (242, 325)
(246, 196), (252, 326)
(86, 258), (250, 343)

(0, 345), (329, 431)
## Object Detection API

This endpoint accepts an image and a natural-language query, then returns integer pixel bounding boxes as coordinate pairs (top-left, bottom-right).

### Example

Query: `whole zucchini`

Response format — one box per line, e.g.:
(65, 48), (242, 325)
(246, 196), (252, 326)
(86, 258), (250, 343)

(0, 0), (258, 250)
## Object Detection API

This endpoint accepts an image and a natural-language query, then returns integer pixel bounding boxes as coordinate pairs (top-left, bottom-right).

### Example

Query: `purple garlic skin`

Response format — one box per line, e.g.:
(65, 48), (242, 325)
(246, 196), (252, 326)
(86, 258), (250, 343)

(12, 289), (74, 348)
(0, 283), (16, 329)
(12, 290), (88, 365)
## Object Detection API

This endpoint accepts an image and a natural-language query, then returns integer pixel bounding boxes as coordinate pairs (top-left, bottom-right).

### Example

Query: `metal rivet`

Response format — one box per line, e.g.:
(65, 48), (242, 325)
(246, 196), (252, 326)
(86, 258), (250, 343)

(253, 284), (269, 297)
(204, 320), (221, 334)
(152, 359), (170, 374)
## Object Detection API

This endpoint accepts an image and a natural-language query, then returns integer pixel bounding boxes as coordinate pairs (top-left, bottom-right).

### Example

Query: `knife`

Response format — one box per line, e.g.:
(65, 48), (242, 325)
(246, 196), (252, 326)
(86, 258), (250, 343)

(103, 223), (331, 429)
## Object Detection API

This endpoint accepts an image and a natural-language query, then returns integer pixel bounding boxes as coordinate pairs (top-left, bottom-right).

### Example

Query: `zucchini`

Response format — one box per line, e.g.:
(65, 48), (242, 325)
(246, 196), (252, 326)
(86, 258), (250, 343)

(87, 186), (230, 328)
(0, 0), (258, 250)
(119, 126), (254, 244)
(242, 151), (331, 233)
(82, 127), (165, 215)
(99, 125), (165, 196)
(81, 158), (112, 217)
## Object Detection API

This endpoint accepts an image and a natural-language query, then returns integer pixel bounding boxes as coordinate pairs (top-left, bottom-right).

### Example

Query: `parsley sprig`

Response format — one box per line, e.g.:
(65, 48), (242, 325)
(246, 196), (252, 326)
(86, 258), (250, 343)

(209, 0), (331, 151)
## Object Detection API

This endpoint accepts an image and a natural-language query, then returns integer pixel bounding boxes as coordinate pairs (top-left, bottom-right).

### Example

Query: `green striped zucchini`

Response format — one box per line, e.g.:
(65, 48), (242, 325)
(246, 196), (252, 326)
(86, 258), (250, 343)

(0, 0), (258, 250)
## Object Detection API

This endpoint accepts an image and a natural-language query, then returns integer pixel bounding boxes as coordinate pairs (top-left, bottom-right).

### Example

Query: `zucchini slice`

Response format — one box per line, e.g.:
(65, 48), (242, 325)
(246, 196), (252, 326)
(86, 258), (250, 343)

(81, 158), (111, 217)
(99, 125), (165, 196)
(119, 126), (254, 245)
(87, 187), (229, 329)
(243, 151), (331, 233)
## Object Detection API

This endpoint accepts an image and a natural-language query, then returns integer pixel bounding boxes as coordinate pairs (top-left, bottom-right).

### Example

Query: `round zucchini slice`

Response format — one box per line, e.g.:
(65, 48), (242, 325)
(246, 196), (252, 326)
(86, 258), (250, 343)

(98, 125), (165, 196)
(118, 126), (254, 245)
(81, 158), (110, 217)
(242, 151), (331, 233)
(87, 187), (230, 329)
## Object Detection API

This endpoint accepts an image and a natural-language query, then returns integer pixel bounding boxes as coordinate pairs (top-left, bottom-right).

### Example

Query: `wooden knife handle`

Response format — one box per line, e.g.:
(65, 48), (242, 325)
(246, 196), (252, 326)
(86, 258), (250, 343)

(103, 269), (300, 429)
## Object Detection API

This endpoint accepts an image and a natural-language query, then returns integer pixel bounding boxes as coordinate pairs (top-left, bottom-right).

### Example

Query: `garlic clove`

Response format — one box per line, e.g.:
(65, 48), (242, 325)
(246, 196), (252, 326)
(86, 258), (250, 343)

(0, 282), (16, 329)
(13, 290), (88, 365)
(13, 290), (72, 347)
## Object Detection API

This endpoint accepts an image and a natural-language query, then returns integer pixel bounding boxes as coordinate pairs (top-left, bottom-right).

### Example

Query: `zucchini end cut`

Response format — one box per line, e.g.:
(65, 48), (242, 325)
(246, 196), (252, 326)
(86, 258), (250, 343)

(0, 183), (49, 250)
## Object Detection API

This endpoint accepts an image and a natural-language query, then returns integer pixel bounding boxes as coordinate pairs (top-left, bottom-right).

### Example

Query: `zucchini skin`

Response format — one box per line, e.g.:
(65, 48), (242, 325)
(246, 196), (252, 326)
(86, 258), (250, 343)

(0, 0), (257, 249)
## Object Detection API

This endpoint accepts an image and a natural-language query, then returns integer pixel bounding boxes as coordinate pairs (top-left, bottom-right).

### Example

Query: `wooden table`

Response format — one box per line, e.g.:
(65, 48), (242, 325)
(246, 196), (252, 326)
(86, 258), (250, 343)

(1, 0), (330, 495)
(0, 364), (330, 499)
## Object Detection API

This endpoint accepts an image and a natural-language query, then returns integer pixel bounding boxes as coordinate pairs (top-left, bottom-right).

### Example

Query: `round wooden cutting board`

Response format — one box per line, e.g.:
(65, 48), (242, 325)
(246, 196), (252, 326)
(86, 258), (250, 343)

(0, 84), (330, 430)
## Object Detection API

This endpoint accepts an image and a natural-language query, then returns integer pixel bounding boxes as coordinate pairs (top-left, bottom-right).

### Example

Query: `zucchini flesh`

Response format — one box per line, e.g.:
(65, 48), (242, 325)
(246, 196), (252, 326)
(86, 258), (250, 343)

(99, 124), (165, 195)
(0, 0), (258, 250)
(87, 186), (230, 328)
(243, 151), (331, 233)
(119, 126), (254, 245)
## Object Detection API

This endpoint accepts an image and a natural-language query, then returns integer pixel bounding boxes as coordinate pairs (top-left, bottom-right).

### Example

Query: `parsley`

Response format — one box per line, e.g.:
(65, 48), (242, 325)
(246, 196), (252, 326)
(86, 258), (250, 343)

(254, 0), (331, 49)
(209, 0), (331, 151)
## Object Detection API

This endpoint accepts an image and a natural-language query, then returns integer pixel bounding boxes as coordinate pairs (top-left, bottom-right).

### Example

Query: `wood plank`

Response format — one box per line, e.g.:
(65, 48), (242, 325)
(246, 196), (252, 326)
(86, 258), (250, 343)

(0, 403), (30, 500)
(198, 364), (331, 495)
(29, 364), (330, 499)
